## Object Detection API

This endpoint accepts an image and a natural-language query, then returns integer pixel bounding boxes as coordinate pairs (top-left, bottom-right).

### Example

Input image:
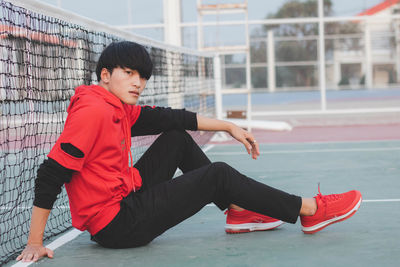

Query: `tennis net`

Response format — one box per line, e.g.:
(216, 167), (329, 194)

(0, 0), (215, 264)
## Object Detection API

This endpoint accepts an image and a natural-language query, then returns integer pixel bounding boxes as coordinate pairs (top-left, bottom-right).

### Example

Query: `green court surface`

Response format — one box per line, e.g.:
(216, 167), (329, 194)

(7, 140), (400, 267)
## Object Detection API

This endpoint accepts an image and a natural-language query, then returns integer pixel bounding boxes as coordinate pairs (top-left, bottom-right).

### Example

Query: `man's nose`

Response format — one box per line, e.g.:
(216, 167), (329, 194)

(131, 74), (141, 87)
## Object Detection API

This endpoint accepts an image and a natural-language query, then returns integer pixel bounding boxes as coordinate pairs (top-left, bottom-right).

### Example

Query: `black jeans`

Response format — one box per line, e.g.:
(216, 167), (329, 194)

(92, 130), (302, 248)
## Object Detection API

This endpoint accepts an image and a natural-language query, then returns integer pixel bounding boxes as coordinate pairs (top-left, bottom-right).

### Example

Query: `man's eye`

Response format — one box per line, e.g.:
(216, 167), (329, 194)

(126, 71), (132, 75)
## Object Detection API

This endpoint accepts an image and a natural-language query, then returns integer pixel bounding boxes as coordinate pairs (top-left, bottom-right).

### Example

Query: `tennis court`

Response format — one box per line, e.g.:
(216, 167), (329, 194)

(2, 0), (400, 266)
(6, 126), (400, 267)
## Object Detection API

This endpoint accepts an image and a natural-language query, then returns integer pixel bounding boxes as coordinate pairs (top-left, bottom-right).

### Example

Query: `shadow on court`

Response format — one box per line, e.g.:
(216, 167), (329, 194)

(8, 140), (400, 267)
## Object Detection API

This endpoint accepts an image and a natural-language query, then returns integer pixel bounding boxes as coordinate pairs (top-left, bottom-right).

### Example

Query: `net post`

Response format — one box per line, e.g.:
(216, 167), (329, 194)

(244, 0), (252, 132)
(267, 30), (276, 93)
(163, 0), (182, 46)
(364, 19), (373, 89)
(318, 0), (327, 111)
(213, 54), (223, 120)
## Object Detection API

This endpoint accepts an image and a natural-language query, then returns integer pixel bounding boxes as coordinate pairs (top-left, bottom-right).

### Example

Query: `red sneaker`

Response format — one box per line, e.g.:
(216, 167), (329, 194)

(225, 209), (284, 234)
(300, 186), (362, 234)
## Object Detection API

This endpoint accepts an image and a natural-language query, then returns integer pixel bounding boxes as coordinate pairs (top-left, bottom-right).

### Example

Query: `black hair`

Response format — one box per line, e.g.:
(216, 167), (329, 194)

(95, 41), (153, 81)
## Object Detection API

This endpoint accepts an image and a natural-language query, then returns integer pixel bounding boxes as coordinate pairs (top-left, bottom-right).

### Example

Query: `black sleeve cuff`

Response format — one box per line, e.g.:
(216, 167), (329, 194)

(33, 158), (74, 209)
(184, 110), (197, 131)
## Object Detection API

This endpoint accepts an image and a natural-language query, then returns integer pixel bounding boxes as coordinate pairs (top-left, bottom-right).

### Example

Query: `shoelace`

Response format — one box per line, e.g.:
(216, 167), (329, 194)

(317, 183), (341, 203)
(224, 209), (244, 215)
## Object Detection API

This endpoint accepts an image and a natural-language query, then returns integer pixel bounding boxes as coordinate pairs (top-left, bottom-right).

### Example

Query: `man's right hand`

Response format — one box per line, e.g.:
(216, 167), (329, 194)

(16, 244), (54, 262)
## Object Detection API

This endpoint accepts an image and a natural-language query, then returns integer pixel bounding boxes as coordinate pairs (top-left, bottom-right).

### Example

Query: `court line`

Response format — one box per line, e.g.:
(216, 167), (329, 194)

(202, 144), (215, 153)
(362, 199), (400, 203)
(207, 147), (400, 155)
(209, 139), (400, 148)
(205, 199), (400, 207)
(12, 229), (82, 267)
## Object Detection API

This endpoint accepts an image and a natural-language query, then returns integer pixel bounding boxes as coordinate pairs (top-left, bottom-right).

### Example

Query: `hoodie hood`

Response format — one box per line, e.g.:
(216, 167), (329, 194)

(67, 84), (124, 113)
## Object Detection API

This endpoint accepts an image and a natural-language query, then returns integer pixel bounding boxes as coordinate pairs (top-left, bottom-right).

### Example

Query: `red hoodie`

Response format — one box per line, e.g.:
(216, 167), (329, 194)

(48, 84), (142, 235)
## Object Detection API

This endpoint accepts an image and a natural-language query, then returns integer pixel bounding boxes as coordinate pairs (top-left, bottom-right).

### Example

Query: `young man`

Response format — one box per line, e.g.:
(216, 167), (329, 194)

(17, 41), (362, 262)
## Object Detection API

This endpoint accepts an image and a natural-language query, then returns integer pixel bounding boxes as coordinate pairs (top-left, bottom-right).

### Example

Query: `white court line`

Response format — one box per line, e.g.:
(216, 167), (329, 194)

(174, 144), (214, 177)
(208, 139), (400, 148)
(207, 147), (400, 155)
(362, 199), (400, 203)
(205, 199), (400, 207)
(202, 144), (215, 153)
(12, 229), (82, 267)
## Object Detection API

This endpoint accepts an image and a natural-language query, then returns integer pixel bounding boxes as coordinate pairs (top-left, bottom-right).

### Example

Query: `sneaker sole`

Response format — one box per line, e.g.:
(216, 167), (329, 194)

(302, 196), (362, 234)
(225, 221), (284, 234)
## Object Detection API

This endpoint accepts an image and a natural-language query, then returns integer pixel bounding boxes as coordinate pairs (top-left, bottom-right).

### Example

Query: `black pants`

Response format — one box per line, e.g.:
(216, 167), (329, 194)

(92, 130), (302, 248)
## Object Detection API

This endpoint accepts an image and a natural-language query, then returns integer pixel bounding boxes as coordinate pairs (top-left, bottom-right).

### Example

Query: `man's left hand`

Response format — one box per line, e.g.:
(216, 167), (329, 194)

(229, 125), (260, 160)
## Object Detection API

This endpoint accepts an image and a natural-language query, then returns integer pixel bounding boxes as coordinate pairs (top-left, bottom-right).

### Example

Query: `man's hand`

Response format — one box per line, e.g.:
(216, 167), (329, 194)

(229, 124), (260, 159)
(196, 114), (260, 159)
(16, 243), (54, 262)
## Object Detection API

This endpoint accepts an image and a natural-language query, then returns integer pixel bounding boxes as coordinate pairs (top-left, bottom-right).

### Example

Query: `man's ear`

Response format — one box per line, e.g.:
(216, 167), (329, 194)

(100, 68), (111, 83)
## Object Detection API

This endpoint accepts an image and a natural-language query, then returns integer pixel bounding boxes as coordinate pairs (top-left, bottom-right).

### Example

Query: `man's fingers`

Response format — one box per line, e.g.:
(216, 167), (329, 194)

(245, 136), (260, 159)
(244, 144), (251, 154)
(246, 137), (256, 146)
(242, 139), (252, 154)
(251, 144), (258, 159)
(17, 245), (52, 262)
(46, 248), (54, 258)
(254, 140), (260, 156)
(23, 253), (33, 262)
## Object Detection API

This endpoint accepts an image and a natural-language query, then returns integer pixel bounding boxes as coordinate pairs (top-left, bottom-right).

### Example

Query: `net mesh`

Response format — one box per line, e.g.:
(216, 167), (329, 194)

(0, 0), (215, 264)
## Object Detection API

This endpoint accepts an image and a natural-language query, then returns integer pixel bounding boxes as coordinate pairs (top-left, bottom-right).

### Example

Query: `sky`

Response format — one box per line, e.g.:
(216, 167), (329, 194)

(34, 0), (386, 46)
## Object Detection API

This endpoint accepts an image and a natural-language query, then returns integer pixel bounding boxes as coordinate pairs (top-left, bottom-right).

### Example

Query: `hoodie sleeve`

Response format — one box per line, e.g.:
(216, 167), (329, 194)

(48, 104), (105, 171)
(131, 106), (197, 137)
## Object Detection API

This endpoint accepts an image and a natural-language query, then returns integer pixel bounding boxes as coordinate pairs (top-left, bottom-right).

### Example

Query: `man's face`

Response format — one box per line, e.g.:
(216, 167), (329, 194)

(101, 67), (147, 105)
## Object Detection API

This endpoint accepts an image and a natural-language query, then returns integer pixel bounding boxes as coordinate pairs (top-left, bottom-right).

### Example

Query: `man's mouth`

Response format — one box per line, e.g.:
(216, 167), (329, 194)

(129, 91), (140, 97)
